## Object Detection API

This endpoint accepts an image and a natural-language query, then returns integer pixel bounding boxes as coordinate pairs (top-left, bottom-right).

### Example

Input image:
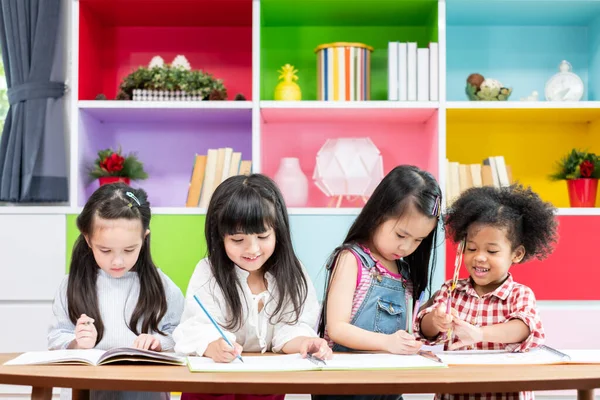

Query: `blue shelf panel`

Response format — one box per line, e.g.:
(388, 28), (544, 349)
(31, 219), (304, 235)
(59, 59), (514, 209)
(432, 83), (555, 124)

(447, 0), (600, 101)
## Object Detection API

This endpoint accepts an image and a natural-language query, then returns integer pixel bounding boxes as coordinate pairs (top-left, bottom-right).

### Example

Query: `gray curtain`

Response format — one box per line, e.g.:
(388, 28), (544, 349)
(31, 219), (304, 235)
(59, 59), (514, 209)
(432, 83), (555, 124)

(0, 0), (68, 202)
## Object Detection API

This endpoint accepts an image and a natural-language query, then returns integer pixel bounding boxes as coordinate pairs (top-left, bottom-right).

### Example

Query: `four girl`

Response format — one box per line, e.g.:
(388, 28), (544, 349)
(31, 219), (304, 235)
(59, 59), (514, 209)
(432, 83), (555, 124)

(47, 168), (559, 400)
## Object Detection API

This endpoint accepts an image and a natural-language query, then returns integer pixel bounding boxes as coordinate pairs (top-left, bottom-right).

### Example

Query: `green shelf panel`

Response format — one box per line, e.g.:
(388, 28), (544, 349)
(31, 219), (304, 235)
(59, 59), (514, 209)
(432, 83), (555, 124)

(261, 0), (438, 100)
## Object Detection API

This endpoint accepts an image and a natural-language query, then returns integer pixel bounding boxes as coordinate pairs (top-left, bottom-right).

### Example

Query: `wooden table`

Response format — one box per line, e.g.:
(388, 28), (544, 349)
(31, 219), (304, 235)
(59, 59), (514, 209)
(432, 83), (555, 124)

(0, 354), (598, 400)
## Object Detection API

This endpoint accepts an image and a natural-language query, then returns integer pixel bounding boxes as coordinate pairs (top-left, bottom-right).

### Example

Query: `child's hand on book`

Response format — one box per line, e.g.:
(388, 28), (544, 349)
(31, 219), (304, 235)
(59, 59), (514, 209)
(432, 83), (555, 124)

(205, 338), (243, 363)
(384, 329), (423, 354)
(73, 314), (97, 349)
(133, 334), (161, 351)
(431, 303), (456, 333)
(447, 317), (483, 350)
(298, 338), (333, 361)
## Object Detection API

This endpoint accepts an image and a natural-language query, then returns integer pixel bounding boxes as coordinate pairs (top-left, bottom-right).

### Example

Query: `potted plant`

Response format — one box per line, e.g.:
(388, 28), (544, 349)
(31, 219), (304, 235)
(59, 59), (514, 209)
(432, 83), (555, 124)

(549, 148), (600, 207)
(89, 147), (148, 186)
(108, 55), (230, 101)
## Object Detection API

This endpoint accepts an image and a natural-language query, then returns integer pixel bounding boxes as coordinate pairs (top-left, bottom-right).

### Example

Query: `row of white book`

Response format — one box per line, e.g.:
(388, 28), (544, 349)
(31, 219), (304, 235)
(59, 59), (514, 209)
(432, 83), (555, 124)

(388, 41), (439, 101)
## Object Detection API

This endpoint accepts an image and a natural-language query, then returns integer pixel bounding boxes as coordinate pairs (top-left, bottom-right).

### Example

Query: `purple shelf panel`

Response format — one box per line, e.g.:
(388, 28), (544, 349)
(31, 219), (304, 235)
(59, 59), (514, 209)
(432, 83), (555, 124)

(78, 108), (252, 207)
(80, 105), (252, 124)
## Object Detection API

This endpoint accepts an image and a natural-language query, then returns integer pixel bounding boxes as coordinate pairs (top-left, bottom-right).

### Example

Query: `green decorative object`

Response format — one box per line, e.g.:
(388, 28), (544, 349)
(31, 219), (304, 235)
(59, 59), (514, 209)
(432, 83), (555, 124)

(115, 55), (228, 101)
(465, 73), (512, 101)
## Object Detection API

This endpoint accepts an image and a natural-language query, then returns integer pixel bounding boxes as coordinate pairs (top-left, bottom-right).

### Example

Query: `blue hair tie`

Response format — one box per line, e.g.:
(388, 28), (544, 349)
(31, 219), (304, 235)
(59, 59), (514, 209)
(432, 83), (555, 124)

(125, 191), (141, 207)
(431, 195), (441, 217)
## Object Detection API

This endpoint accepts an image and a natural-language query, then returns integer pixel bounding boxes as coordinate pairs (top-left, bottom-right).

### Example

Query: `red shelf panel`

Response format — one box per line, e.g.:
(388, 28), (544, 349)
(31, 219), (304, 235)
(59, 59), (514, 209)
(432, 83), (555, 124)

(78, 0), (252, 101)
(444, 215), (600, 300)
(79, 0), (251, 27)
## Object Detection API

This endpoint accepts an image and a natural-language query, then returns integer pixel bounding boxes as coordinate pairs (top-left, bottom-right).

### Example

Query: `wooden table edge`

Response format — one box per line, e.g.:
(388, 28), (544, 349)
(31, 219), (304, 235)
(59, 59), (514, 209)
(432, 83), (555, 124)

(0, 353), (598, 400)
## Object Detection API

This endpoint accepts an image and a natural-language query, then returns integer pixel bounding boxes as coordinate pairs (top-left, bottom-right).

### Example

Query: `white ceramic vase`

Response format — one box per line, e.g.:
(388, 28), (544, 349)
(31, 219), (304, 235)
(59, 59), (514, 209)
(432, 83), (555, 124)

(274, 157), (309, 207)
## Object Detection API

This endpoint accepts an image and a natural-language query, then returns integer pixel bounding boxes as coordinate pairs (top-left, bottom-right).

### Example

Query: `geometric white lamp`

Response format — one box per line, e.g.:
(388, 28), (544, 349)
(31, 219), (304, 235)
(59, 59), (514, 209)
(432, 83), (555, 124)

(312, 137), (384, 207)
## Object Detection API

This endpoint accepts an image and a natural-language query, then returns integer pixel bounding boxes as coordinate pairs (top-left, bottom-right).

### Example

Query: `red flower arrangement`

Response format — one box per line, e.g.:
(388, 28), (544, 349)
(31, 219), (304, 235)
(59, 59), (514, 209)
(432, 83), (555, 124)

(100, 152), (125, 173)
(549, 149), (600, 207)
(549, 149), (600, 180)
(89, 147), (148, 185)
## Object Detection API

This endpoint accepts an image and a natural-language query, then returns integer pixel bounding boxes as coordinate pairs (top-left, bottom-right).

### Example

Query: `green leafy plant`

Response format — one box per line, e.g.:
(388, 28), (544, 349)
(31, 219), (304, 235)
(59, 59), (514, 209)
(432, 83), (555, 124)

(549, 149), (600, 180)
(89, 147), (149, 181)
(116, 64), (227, 100)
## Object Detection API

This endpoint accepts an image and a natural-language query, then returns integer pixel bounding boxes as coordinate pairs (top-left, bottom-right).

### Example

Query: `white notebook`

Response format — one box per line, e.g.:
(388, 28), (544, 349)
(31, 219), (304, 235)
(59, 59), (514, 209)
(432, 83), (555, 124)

(438, 346), (600, 365)
(4, 348), (186, 366)
(187, 352), (447, 373)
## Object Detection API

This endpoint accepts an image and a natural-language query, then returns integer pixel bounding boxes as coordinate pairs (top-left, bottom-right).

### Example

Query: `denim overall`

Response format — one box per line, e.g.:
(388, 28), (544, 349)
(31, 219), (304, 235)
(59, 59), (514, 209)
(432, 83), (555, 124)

(312, 244), (409, 400)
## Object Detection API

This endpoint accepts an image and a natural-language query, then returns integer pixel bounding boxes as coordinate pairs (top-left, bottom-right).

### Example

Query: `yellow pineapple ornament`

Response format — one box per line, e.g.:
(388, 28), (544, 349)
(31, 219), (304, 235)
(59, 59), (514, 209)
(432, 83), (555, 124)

(274, 64), (301, 100)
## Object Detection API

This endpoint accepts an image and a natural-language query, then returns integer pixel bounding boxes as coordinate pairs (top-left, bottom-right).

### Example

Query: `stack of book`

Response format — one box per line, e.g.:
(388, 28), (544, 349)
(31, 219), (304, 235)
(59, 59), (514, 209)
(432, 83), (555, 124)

(446, 156), (513, 207)
(185, 148), (252, 208)
(387, 41), (438, 101)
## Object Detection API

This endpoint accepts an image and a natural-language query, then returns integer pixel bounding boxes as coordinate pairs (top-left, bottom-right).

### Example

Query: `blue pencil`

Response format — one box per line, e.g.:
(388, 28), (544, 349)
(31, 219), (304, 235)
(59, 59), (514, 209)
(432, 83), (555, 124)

(193, 294), (244, 363)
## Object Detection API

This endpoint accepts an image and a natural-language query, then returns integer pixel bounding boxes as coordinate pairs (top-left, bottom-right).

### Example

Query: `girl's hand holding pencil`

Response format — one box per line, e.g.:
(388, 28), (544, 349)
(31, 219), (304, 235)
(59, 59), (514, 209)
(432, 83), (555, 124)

(72, 313), (97, 349)
(431, 303), (456, 334)
(205, 338), (244, 363)
(193, 294), (245, 364)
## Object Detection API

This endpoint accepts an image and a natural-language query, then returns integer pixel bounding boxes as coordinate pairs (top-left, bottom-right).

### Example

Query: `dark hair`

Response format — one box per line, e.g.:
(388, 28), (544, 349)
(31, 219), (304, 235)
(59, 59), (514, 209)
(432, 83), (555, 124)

(318, 165), (442, 336)
(445, 184), (558, 262)
(67, 183), (167, 344)
(205, 173), (308, 331)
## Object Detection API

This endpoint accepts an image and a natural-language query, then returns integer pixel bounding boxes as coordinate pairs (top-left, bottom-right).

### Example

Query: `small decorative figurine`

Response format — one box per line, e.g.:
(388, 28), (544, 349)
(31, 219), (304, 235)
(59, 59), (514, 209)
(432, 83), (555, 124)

(274, 64), (301, 101)
(520, 90), (539, 101)
(545, 60), (584, 102)
(466, 73), (512, 101)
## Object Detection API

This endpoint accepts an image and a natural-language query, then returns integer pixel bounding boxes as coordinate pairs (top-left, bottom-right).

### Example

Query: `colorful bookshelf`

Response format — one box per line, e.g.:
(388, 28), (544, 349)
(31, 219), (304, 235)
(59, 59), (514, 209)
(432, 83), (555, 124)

(63, 0), (600, 299)
(5, 0), (600, 315)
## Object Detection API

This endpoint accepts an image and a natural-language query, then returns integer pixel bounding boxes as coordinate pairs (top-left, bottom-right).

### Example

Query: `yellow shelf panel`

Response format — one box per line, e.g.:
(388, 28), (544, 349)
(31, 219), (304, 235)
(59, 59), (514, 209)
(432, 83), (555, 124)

(447, 109), (600, 208)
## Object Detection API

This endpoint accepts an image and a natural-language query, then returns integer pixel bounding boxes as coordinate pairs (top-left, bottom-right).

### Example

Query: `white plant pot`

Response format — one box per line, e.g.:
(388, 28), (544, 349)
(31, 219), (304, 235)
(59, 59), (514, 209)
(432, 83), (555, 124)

(132, 89), (203, 101)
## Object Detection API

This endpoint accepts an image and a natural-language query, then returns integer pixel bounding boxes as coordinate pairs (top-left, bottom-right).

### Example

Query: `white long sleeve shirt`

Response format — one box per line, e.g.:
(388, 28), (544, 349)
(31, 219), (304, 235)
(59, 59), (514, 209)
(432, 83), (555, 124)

(173, 258), (320, 357)
(48, 269), (184, 351)
(48, 268), (184, 400)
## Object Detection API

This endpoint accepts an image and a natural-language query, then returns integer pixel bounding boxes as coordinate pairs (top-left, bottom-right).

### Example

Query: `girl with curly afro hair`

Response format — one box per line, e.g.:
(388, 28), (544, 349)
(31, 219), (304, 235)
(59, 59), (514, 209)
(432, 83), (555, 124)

(414, 184), (559, 400)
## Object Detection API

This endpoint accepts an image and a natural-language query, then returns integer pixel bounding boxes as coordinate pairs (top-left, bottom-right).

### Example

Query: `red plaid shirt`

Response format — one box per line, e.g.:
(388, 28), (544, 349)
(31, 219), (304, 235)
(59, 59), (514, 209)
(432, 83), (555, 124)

(415, 273), (545, 400)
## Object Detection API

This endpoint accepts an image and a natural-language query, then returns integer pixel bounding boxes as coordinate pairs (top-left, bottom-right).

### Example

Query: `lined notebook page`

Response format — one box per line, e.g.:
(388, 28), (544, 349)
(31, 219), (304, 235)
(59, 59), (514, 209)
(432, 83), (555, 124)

(188, 353), (446, 372)
(188, 354), (315, 372)
(321, 353), (446, 370)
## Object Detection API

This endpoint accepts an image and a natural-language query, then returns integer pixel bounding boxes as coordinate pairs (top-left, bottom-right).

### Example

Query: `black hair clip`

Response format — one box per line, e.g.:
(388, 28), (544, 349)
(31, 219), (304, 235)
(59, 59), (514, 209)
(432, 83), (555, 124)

(306, 353), (327, 366)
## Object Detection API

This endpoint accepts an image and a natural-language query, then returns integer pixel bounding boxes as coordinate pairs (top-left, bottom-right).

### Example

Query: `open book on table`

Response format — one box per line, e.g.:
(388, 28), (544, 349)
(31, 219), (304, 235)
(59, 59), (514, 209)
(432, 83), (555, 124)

(437, 345), (600, 365)
(4, 347), (186, 366)
(187, 352), (447, 373)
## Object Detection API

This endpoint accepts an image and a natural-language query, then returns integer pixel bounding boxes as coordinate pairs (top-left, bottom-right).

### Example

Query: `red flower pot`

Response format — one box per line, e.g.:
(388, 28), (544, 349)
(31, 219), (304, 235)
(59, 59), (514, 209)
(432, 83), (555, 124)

(567, 178), (598, 207)
(99, 176), (130, 186)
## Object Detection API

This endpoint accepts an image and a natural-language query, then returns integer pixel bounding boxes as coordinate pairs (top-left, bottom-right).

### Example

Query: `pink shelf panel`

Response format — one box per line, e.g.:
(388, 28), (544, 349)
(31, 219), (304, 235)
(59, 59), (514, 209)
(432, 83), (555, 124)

(261, 108), (439, 208)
